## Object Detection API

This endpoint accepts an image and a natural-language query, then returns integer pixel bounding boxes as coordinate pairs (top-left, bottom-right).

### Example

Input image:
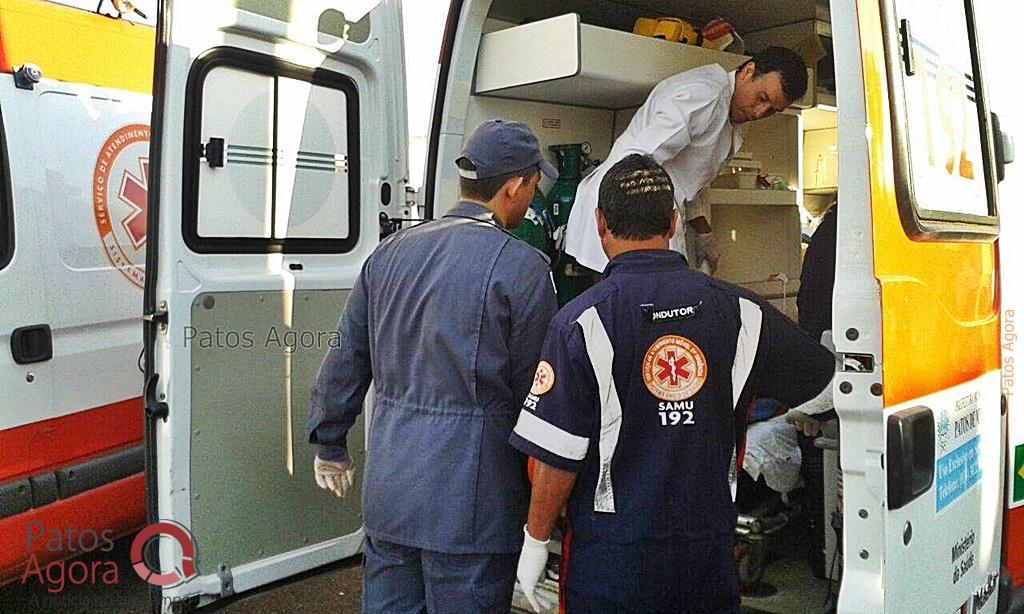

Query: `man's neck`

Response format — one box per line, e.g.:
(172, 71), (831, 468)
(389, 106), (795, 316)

(459, 196), (507, 227)
(603, 238), (670, 261)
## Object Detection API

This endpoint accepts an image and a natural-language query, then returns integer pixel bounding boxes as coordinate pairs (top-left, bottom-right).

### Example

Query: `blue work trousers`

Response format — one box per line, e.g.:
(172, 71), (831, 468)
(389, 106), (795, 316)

(362, 534), (517, 614)
(564, 537), (740, 613)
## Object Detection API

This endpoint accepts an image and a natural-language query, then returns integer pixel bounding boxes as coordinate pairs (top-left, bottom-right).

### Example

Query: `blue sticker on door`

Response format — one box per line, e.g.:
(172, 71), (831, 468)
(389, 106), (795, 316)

(936, 435), (981, 512)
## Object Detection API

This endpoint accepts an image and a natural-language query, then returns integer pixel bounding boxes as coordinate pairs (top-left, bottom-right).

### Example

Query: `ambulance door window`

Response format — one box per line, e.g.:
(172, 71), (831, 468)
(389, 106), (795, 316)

(888, 0), (997, 235)
(188, 52), (360, 254)
(196, 66), (275, 240)
(0, 108), (11, 271)
(275, 78), (351, 240)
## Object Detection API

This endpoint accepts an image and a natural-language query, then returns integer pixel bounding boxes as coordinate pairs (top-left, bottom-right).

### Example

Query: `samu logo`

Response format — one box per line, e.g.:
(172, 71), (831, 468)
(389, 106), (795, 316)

(92, 124), (150, 289)
(130, 521), (198, 587)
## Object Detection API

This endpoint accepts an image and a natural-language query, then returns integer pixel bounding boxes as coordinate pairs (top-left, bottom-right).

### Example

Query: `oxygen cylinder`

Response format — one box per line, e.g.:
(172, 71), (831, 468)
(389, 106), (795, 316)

(509, 187), (555, 259)
(545, 143), (590, 231)
(546, 143), (598, 307)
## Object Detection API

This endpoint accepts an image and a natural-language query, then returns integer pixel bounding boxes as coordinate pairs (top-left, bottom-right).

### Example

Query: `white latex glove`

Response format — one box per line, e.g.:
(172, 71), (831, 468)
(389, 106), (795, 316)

(517, 526), (551, 613)
(786, 410), (824, 437)
(694, 232), (720, 275)
(314, 456), (355, 498)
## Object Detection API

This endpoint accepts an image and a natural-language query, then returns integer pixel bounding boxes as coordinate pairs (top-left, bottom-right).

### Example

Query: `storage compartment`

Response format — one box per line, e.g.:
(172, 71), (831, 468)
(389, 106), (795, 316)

(474, 13), (748, 109)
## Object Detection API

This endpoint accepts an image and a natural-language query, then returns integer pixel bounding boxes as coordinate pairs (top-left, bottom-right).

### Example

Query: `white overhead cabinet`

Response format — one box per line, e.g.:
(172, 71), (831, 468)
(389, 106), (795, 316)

(474, 13), (748, 109)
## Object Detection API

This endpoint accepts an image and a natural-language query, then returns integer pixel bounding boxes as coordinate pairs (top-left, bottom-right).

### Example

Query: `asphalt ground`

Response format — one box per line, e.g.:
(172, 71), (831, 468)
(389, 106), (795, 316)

(0, 535), (364, 614)
(0, 535), (777, 613)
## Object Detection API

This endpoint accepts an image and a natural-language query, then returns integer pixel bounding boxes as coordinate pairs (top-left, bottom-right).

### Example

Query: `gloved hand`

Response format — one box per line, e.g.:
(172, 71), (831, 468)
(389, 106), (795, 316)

(786, 410), (824, 437)
(694, 232), (721, 275)
(314, 456), (356, 498)
(517, 525), (551, 613)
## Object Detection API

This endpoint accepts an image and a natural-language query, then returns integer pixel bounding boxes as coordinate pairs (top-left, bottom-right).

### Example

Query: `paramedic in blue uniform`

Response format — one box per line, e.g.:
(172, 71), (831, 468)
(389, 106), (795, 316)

(509, 154), (835, 613)
(308, 120), (559, 613)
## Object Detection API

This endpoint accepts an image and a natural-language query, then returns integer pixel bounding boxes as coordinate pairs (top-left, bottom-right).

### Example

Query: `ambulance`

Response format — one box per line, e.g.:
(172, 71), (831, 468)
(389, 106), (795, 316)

(0, 0), (1019, 612)
(0, 0), (153, 585)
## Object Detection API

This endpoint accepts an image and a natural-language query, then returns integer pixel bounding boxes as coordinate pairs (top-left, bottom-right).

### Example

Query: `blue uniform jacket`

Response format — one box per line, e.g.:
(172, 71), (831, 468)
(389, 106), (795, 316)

(509, 250), (834, 546)
(309, 202), (558, 554)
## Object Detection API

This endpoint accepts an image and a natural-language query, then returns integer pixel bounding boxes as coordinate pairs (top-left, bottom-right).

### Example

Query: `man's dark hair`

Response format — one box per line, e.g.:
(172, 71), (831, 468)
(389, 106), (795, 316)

(458, 159), (538, 202)
(598, 154), (675, 240)
(743, 46), (809, 104)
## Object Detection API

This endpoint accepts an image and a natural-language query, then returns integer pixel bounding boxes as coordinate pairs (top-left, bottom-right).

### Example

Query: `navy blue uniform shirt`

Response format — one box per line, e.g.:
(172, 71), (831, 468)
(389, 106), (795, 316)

(509, 250), (833, 546)
(309, 202), (558, 554)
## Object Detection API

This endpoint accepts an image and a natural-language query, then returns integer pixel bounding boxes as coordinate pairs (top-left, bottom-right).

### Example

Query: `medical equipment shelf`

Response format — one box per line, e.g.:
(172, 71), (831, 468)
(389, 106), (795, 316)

(474, 13), (749, 110)
(706, 188), (798, 206)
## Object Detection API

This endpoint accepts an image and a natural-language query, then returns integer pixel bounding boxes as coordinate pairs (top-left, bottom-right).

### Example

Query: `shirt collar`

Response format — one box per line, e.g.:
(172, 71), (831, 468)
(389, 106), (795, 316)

(604, 249), (688, 277)
(726, 70), (746, 154)
(444, 201), (503, 227)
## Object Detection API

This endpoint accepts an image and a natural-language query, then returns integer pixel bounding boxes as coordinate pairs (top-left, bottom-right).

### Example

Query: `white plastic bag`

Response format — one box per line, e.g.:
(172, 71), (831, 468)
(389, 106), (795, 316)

(743, 415), (804, 493)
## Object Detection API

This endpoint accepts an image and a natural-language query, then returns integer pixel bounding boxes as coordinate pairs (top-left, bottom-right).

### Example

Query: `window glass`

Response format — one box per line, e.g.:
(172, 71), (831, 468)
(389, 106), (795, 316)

(198, 67), (275, 239)
(194, 64), (356, 248)
(276, 78), (351, 240)
(896, 0), (990, 218)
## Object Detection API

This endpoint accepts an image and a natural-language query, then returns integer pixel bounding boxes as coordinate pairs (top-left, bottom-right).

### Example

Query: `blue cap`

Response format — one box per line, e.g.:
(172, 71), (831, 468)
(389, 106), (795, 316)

(456, 120), (558, 180)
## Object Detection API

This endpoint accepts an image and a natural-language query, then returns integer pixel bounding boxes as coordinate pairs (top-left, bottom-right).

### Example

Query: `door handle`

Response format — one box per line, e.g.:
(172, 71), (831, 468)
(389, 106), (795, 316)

(10, 324), (53, 365)
(887, 405), (935, 510)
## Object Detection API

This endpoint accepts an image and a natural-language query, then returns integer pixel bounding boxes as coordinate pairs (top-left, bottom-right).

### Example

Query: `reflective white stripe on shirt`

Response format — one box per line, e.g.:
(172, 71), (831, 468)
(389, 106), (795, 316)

(577, 306), (622, 513)
(730, 298), (763, 501)
(512, 410), (590, 461)
(729, 448), (738, 501)
(731, 298), (763, 409)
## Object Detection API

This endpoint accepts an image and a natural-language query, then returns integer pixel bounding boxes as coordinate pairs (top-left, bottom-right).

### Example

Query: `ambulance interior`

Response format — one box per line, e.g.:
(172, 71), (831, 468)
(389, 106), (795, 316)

(434, 0), (842, 610)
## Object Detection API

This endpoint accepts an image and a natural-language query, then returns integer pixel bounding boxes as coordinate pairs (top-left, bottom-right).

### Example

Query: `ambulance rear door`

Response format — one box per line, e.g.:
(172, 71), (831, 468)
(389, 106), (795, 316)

(832, 0), (1007, 611)
(143, 1), (407, 610)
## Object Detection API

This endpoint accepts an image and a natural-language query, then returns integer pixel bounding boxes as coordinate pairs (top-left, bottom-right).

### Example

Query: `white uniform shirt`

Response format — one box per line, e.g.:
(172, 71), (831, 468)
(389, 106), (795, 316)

(565, 64), (745, 272)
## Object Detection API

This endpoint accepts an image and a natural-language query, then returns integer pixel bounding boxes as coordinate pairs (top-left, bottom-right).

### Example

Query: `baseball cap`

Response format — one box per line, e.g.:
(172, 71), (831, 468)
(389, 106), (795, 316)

(456, 120), (558, 180)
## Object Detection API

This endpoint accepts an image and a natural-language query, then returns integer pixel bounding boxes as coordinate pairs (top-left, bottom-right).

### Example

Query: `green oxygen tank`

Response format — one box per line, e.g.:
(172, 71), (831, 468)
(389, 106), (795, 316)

(547, 143), (598, 306)
(545, 144), (589, 230)
(508, 187), (554, 259)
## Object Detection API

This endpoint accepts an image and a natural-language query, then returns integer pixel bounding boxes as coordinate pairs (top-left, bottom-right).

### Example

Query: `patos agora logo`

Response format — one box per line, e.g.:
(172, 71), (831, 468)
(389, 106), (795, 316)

(130, 521), (198, 587)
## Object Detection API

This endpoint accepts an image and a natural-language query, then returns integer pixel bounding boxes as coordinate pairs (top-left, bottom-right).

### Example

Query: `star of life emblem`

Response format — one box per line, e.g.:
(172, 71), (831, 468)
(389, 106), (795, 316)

(92, 124), (150, 289)
(531, 361), (556, 396)
(642, 335), (707, 401)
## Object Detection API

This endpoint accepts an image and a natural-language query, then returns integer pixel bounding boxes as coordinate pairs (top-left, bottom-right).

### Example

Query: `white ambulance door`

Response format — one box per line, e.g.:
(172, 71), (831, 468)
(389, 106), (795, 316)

(142, 1), (406, 610)
(832, 0), (1005, 612)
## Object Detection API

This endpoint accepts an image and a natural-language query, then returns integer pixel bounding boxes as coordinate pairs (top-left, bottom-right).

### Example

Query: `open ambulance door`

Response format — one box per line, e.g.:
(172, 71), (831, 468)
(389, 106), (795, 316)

(832, 0), (1008, 611)
(142, 1), (407, 610)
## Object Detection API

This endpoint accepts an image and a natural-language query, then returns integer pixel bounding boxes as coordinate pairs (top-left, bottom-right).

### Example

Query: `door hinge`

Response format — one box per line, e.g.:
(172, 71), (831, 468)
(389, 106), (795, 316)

(143, 302), (169, 330)
(218, 563), (235, 597)
(13, 64), (42, 90)
(143, 374), (169, 421)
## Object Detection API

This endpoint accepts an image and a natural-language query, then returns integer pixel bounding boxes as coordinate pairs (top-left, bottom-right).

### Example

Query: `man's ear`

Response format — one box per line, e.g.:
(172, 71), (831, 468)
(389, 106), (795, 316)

(505, 176), (526, 201)
(666, 209), (678, 239)
(596, 208), (608, 239)
(740, 61), (756, 81)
